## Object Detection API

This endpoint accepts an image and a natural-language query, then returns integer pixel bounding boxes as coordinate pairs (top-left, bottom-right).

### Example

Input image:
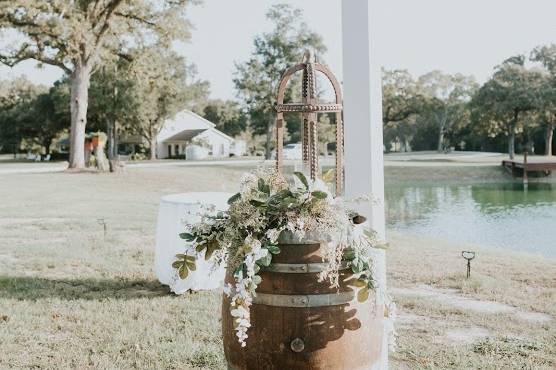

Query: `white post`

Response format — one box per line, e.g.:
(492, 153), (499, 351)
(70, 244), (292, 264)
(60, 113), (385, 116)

(342, 1), (388, 369)
(342, 0), (385, 236)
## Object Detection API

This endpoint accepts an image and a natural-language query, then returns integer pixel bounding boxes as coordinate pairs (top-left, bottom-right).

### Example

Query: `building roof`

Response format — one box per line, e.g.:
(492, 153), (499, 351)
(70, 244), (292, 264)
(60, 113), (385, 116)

(163, 129), (207, 142)
(157, 109), (233, 143)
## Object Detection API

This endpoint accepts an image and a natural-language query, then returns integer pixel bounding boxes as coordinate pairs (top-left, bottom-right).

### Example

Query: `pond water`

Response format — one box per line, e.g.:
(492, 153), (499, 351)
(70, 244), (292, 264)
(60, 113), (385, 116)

(385, 182), (556, 258)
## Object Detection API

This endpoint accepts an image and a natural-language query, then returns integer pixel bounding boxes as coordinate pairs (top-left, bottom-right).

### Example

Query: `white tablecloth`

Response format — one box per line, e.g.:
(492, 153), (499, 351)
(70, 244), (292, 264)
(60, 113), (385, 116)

(154, 192), (231, 293)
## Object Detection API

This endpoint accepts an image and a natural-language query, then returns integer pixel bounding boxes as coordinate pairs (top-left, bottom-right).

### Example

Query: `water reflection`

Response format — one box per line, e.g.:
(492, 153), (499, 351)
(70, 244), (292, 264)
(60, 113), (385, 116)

(386, 182), (556, 257)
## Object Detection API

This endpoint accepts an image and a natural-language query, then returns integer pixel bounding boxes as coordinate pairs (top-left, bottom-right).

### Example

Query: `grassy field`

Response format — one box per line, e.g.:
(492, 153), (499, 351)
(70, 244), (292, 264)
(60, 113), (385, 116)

(0, 165), (554, 369)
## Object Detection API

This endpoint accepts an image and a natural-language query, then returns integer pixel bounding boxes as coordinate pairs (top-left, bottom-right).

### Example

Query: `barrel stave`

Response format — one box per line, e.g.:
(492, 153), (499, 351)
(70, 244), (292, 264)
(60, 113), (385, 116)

(223, 241), (384, 370)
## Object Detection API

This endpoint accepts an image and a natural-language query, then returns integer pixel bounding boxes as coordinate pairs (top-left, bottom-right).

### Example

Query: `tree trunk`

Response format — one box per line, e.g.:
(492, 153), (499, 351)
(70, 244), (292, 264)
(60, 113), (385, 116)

(437, 112), (447, 153)
(508, 124), (516, 160)
(149, 135), (157, 160)
(545, 123), (554, 156)
(106, 118), (119, 160)
(265, 118), (273, 160)
(69, 63), (91, 169)
(437, 129), (445, 152)
(44, 138), (52, 155)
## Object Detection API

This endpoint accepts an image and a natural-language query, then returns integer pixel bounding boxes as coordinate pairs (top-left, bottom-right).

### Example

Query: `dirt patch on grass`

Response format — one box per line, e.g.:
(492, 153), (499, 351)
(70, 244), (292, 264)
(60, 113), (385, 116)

(443, 327), (490, 345)
(392, 284), (553, 323)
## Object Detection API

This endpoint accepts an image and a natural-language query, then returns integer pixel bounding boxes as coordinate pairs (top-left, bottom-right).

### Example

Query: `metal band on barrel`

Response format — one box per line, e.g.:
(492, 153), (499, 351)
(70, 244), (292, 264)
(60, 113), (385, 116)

(262, 261), (350, 273)
(252, 291), (355, 308)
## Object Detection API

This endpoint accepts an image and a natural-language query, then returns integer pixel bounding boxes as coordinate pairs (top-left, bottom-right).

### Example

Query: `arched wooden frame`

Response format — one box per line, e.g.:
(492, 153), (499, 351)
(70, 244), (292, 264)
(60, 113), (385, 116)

(275, 61), (344, 196)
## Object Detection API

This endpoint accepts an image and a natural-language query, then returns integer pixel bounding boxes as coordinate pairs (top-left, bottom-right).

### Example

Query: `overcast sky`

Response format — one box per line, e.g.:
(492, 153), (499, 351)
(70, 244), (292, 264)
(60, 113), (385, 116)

(1, 0), (555, 100)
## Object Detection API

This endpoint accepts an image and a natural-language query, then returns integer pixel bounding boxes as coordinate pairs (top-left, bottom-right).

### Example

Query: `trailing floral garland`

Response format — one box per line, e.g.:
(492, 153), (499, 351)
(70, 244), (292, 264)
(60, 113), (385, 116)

(173, 168), (396, 348)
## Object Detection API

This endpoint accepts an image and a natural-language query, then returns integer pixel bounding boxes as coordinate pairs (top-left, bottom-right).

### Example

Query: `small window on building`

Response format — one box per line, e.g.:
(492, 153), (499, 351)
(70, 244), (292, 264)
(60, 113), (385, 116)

(175, 144), (180, 156)
(168, 145), (172, 157)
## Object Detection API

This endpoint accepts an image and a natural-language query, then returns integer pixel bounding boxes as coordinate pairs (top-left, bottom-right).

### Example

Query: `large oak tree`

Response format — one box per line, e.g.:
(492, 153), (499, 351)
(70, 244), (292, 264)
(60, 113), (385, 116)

(0, 0), (198, 168)
(418, 71), (478, 152)
(470, 56), (543, 159)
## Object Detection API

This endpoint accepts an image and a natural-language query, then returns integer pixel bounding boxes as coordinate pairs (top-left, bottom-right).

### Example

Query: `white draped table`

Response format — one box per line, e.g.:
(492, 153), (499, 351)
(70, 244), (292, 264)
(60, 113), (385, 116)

(154, 192), (231, 293)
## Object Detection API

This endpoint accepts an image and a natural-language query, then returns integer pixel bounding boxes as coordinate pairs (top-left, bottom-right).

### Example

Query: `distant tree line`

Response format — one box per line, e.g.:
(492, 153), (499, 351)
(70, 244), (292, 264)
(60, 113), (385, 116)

(2, 2), (555, 163)
(383, 47), (556, 158)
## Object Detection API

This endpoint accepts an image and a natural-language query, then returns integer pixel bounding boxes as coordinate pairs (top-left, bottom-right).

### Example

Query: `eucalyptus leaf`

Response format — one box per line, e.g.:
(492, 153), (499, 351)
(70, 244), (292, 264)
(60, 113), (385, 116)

(252, 275), (262, 285)
(256, 253), (272, 267)
(227, 192), (241, 205)
(294, 172), (309, 189)
(266, 244), (281, 255)
(311, 191), (328, 199)
(179, 233), (195, 241)
(249, 199), (267, 207)
(258, 178), (264, 190)
(343, 250), (356, 261)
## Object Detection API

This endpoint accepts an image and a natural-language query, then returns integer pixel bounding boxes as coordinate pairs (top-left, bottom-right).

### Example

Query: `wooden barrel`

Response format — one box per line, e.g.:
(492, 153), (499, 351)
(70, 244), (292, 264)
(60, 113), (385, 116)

(222, 235), (384, 370)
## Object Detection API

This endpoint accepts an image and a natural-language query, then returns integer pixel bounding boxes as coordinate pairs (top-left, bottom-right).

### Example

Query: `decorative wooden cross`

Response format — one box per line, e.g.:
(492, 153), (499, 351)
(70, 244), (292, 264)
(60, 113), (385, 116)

(274, 50), (344, 196)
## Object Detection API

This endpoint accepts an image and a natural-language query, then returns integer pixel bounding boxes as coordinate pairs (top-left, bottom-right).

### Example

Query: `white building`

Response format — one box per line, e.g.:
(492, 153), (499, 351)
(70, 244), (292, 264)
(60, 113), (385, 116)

(119, 110), (242, 160)
(157, 110), (236, 159)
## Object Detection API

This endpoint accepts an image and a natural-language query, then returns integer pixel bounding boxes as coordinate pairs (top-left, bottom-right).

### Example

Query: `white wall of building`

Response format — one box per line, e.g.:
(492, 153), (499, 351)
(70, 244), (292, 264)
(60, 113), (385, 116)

(195, 129), (231, 158)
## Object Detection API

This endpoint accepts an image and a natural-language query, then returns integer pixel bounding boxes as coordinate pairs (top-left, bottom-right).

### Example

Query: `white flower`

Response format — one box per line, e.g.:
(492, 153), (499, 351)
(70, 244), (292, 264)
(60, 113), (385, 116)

(265, 228), (281, 243)
(310, 179), (332, 194)
(231, 305), (249, 318)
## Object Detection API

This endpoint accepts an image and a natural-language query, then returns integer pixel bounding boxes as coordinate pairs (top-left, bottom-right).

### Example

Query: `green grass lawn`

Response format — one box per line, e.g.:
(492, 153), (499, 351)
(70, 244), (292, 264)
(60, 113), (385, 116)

(0, 166), (554, 369)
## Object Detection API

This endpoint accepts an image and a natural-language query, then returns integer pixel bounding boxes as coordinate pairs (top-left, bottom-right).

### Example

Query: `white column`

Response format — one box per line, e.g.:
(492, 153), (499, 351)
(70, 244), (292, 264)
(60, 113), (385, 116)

(342, 2), (388, 370)
(342, 1), (385, 238)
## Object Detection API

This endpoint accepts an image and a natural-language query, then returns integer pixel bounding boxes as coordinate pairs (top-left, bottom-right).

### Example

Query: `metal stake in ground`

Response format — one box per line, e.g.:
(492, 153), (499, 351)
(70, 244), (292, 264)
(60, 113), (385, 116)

(462, 251), (475, 278)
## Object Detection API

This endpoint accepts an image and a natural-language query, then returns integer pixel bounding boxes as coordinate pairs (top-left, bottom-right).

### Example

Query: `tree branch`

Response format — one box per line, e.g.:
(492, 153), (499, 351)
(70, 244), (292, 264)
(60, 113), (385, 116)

(0, 43), (72, 74)
(87, 0), (125, 63)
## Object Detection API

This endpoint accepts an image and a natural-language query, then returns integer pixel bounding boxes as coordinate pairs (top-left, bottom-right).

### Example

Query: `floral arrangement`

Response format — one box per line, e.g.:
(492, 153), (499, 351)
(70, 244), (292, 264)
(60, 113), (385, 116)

(173, 168), (394, 347)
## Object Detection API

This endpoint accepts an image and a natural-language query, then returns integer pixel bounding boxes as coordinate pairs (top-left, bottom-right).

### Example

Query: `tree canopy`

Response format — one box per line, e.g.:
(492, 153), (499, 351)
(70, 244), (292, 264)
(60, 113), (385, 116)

(233, 3), (326, 159)
(202, 100), (248, 138)
(0, 0), (199, 167)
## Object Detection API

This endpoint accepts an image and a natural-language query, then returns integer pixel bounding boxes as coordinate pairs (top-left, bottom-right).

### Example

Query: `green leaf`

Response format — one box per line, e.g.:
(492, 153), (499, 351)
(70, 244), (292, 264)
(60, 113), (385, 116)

(178, 265), (188, 279)
(195, 244), (206, 253)
(322, 169), (335, 183)
(185, 260), (196, 271)
(252, 275), (262, 285)
(256, 253), (272, 267)
(343, 250), (356, 261)
(171, 260), (182, 269)
(311, 191), (328, 199)
(205, 242), (218, 260)
(227, 192), (241, 205)
(351, 260), (362, 273)
(357, 287), (370, 302)
(294, 172), (309, 190)
(351, 278), (367, 288)
(257, 178), (267, 193)
(275, 189), (293, 199)
(233, 264), (245, 278)
(179, 233), (195, 241)
(266, 244), (281, 255)
(175, 253), (186, 260)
